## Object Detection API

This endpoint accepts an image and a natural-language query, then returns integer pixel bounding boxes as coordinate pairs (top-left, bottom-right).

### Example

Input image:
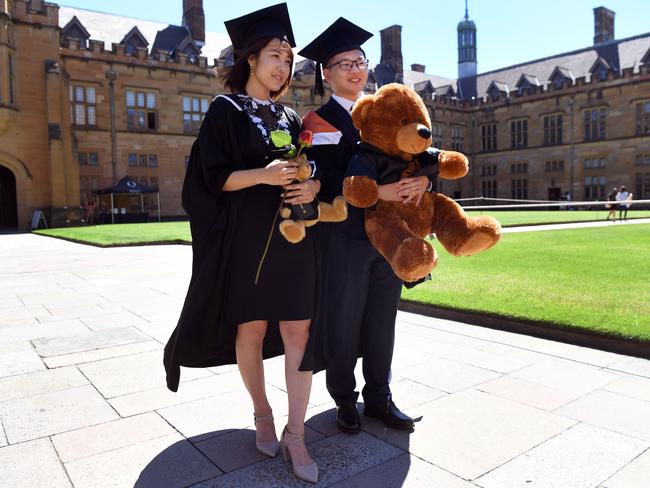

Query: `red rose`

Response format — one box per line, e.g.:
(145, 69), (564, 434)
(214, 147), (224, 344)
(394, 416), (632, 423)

(298, 130), (313, 147)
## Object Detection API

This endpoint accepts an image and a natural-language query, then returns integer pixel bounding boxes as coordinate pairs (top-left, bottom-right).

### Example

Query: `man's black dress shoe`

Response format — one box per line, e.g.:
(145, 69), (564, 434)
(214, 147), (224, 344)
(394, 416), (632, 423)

(364, 398), (414, 430)
(336, 403), (361, 434)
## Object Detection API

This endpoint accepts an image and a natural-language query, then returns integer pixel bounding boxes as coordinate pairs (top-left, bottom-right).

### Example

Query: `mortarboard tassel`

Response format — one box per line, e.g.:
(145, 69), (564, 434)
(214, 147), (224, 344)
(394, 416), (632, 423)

(314, 62), (325, 97)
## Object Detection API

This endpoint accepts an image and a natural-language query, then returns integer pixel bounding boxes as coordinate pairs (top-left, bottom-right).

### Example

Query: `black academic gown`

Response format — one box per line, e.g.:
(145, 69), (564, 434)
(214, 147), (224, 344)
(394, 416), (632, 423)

(163, 95), (321, 392)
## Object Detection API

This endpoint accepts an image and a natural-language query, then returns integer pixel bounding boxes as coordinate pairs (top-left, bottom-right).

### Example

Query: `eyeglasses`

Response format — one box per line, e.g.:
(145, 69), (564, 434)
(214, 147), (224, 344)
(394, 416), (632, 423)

(326, 58), (370, 71)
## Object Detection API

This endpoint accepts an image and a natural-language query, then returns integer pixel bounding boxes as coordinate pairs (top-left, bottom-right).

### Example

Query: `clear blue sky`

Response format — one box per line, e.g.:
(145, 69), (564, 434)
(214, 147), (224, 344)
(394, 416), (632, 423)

(60, 0), (650, 79)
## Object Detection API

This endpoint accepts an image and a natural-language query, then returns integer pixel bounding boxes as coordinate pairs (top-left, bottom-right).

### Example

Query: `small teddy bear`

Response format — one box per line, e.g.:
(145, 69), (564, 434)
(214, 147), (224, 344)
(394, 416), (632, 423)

(272, 130), (347, 243)
(343, 83), (501, 282)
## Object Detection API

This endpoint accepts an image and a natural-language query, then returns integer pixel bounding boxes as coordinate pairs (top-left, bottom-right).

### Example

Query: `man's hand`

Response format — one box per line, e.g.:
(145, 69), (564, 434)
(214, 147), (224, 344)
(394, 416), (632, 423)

(377, 182), (404, 202)
(397, 176), (430, 205)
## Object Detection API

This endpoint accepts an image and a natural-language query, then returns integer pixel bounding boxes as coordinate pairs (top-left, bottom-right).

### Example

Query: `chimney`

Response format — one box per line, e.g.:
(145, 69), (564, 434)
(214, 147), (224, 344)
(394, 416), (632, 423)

(380, 25), (403, 79)
(411, 63), (426, 73)
(183, 0), (205, 44)
(593, 6), (615, 45)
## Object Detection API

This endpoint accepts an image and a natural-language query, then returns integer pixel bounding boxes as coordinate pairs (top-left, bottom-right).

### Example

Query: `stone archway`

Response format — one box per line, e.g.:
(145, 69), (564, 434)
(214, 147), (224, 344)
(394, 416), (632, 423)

(0, 165), (18, 229)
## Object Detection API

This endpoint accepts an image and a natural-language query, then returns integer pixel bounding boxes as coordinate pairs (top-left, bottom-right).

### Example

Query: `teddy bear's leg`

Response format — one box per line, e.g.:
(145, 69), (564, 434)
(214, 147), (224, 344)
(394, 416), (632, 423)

(318, 196), (348, 223)
(431, 193), (501, 256)
(366, 208), (438, 283)
(279, 219), (306, 244)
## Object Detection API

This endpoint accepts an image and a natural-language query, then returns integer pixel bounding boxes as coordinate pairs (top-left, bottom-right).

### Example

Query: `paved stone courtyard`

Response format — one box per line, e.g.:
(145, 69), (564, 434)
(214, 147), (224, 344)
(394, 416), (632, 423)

(1, 233), (649, 487)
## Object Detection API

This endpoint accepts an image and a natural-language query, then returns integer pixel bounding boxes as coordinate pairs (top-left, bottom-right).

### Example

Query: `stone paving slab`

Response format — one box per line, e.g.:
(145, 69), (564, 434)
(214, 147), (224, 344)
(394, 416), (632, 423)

(398, 356), (502, 393)
(603, 374), (650, 403)
(0, 340), (45, 377)
(606, 356), (650, 378)
(64, 433), (222, 488)
(364, 389), (577, 480)
(79, 310), (150, 331)
(556, 389), (650, 441)
(77, 349), (211, 399)
(0, 318), (90, 343)
(32, 326), (150, 357)
(108, 371), (245, 417)
(601, 447), (650, 488)
(43, 339), (163, 369)
(193, 425), (325, 473)
(0, 438), (72, 488)
(0, 366), (88, 403)
(330, 452), (477, 488)
(0, 384), (119, 443)
(192, 432), (403, 488)
(476, 423), (648, 488)
(51, 412), (176, 463)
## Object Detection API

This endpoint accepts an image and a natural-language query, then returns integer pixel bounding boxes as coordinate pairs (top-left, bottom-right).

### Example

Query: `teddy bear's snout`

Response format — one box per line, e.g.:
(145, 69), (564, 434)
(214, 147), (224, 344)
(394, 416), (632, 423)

(417, 125), (431, 139)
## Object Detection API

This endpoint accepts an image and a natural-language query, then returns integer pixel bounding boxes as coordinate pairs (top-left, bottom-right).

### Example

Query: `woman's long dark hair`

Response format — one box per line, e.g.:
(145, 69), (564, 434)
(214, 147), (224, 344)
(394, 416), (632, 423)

(223, 37), (294, 101)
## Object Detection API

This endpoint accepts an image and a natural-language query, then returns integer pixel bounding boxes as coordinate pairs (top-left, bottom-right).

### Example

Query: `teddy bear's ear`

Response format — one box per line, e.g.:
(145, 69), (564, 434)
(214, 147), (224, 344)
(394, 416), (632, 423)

(351, 96), (374, 131)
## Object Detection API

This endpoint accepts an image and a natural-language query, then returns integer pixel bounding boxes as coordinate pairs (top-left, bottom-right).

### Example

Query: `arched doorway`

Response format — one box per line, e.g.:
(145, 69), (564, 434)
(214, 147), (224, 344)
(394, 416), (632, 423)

(0, 165), (18, 229)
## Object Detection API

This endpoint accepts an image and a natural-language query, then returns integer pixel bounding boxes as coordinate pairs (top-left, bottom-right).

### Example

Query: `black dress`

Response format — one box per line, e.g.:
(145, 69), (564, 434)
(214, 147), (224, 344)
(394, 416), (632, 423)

(225, 95), (315, 324)
(163, 94), (318, 392)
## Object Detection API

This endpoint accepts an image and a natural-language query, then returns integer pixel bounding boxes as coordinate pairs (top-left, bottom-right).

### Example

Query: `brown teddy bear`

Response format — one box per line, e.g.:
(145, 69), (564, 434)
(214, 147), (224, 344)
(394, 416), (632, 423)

(343, 83), (501, 283)
(278, 156), (348, 244)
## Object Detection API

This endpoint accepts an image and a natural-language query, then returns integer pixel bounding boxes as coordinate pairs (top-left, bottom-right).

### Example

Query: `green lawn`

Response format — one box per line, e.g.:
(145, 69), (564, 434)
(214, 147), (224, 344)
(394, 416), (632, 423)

(403, 224), (650, 341)
(465, 209), (650, 227)
(33, 220), (650, 341)
(34, 222), (191, 246)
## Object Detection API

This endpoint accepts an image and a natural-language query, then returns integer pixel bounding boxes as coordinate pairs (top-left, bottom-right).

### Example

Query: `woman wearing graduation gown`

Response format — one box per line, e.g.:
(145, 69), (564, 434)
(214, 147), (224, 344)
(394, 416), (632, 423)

(163, 4), (319, 483)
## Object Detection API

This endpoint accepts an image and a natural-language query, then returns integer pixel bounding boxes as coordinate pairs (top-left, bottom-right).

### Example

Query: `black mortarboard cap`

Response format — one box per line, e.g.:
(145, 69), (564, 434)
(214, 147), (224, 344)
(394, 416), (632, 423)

(298, 17), (373, 96)
(224, 3), (296, 53)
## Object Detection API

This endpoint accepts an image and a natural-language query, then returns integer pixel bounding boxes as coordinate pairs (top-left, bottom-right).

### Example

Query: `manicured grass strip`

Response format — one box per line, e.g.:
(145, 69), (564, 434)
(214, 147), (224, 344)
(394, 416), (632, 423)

(465, 209), (650, 227)
(34, 222), (191, 246)
(402, 224), (650, 341)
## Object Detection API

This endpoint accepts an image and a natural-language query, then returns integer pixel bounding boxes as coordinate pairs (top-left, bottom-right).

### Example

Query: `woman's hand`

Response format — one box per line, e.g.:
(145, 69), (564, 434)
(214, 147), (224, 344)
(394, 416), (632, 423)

(398, 176), (430, 205)
(261, 160), (298, 186)
(284, 179), (321, 204)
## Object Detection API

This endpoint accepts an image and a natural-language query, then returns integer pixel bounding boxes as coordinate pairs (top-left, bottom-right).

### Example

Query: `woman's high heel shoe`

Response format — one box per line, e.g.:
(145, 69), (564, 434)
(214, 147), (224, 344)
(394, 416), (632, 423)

(254, 413), (279, 458)
(280, 426), (318, 484)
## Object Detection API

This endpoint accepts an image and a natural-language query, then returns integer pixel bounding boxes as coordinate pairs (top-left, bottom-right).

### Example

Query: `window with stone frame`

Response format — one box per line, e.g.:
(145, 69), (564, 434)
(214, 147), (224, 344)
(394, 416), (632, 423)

(431, 123), (443, 148)
(584, 175), (606, 200)
(584, 158), (606, 169)
(70, 85), (97, 127)
(126, 90), (157, 130)
(78, 152), (99, 166)
(182, 95), (210, 133)
(584, 108), (606, 141)
(635, 101), (650, 135)
(481, 180), (497, 198)
(128, 153), (157, 168)
(480, 165), (497, 177)
(543, 114), (563, 145)
(545, 160), (564, 172)
(510, 119), (528, 148)
(635, 154), (650, 166)
(510, 179), (528, 199)
(481, 123), (497, 152)
(510, 163), (528, 174)
(635, 172), (650, 199)
(451, 125), (464, 151)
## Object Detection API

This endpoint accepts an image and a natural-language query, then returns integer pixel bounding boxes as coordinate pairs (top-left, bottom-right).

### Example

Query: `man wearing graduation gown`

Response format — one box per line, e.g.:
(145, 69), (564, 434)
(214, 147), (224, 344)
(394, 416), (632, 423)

(300, 19), (434, 433)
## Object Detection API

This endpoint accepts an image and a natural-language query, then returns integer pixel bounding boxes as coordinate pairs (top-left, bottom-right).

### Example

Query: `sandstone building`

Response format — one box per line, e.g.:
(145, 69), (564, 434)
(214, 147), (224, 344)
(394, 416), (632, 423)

(0, 0), (648, 229)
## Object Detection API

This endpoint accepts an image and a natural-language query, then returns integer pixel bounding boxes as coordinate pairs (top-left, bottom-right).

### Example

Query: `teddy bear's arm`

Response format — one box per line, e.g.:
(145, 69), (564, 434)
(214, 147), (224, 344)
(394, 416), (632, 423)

(341, 153), (380, 208)
(438, 151), (469, 180)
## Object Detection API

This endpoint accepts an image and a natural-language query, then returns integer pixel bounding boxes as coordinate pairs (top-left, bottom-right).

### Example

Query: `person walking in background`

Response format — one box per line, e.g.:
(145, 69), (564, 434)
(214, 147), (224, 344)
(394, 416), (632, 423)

(616, 186), (629, 222)
(622, 191), (633, 221)
(84, 198), (96, 225)
(606, 186), (618, 221)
